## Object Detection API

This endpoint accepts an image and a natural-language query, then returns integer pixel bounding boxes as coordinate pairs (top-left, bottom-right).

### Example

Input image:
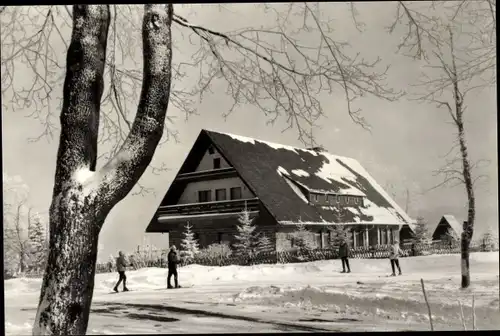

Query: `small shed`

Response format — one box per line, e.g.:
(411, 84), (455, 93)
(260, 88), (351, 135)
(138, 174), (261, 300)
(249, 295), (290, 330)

(432, 215), (463, 240)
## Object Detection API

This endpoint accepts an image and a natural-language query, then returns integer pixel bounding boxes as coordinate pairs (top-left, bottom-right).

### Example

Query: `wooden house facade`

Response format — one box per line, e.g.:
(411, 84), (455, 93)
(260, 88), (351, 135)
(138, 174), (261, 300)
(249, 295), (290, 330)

(432, 215), (463, 241)
(145, 130), (413, 251)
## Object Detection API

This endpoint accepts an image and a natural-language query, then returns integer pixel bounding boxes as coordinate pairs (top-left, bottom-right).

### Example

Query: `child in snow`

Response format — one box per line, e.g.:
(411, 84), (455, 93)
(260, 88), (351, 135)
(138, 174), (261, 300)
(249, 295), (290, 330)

(389, 241), (403, 276)
(167, 245), (180, 288)
(339, 240), (351, 273)
(113, 251), (129, 292)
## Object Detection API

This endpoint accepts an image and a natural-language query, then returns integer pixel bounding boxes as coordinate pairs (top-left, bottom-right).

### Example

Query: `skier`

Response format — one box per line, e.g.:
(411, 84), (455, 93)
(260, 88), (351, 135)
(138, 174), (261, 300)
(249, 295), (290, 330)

(339, 240), (351, 273)
(113, 251), (129, 292)
(389, 240), (403, 276)
(167, 245), (180, 288)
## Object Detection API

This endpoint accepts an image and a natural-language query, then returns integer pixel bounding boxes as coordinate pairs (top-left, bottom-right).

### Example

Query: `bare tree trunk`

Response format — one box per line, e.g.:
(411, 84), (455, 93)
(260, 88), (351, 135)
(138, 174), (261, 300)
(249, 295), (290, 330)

(451, 35), (475, 289)
(14, 202), (26, 273)
(458, 117), (475, 289)
(33, 5), (173, 335)
(32, 6), (111, 335)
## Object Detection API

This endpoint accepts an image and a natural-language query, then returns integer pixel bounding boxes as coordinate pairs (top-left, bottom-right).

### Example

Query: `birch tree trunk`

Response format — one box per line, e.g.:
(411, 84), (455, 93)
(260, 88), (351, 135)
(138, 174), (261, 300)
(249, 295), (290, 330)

(33, 4), (173, 335)
(457, 115), (475, 288)
(450, 34), (475, 289)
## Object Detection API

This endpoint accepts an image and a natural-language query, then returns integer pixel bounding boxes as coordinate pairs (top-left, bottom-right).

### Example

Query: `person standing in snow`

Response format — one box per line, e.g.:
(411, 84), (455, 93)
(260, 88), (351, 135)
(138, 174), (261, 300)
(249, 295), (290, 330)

(389, 240), (403, 276)
(113, 251), (129, 292)
(339, 240), (351, 273)
(167, 245), (180, 288)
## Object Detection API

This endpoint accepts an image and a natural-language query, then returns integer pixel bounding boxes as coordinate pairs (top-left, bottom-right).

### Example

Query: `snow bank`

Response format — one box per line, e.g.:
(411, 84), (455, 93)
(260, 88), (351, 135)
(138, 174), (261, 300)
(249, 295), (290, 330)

(4, 253), (498, 296)
(5, 322), (32, 336)
(4, 277), (42, 295)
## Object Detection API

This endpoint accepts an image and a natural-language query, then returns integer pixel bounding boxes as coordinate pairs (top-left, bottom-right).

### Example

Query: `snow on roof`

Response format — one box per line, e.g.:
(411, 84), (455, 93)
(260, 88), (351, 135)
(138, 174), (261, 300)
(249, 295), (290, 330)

(442, 215), (463, 235)
(291, 169), (310, 177)
(204, 130), (412, 226)
(224, 131), (304, 154)
(282, 176), (309, 204)
(147, 129), (413, 232)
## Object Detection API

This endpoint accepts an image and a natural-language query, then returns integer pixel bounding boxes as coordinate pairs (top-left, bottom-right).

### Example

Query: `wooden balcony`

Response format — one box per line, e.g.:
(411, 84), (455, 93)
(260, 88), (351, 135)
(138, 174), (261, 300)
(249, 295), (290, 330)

(158, 197), (260, 217)
(174, 167), (238, 183)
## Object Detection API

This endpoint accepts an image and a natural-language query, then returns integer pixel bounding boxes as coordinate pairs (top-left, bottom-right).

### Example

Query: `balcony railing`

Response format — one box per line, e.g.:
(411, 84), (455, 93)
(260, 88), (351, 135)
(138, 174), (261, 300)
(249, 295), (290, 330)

(175, 167), (238, 183)
(158, 197), (260, 216)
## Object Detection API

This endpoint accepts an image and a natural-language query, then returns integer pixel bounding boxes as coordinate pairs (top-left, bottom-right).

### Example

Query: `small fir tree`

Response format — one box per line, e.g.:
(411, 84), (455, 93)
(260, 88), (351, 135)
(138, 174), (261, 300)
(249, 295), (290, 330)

(180, 222), (200, 262)
(287, 223), (315, 251)
(480, 226), (498, 252)
(441, 227), (461, 248)
(257, 233), (274, 254)
(27, 213), (48, 273)
(328, 224), (353, 249)
(413, 216), (432, 246)
(233, 203), (260, 258)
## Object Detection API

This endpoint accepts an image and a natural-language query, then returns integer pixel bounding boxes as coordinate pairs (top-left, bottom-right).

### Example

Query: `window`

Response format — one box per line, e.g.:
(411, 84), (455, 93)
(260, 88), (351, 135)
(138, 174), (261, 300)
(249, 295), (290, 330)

(213, 158), (221, 169)
(321, 231), (329, 249)
(208, 146), (215, 154)
(219, 233), (231, 245)
(310, 193), (318, 202)
(215, 188), (227, 201)
(328, 195), (336, 204)
(198, 190), (212, 203)
(314, 232), (321, 248)
(230, 187), (242, 200)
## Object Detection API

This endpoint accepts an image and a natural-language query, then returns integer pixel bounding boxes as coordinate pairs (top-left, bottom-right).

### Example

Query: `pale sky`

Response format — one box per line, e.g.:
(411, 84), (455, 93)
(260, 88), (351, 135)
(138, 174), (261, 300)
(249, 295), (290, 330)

(2, 3), (497, 261)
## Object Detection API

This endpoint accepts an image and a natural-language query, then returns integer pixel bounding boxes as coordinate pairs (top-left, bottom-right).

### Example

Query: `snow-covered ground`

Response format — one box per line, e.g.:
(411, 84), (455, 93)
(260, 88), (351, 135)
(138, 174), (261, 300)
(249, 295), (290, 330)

(4, 252), (499, 334)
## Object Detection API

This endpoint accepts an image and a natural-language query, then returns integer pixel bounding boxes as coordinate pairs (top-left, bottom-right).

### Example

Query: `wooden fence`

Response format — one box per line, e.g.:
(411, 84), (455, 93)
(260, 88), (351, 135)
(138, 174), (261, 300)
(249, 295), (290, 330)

(19, 240), (497, 277)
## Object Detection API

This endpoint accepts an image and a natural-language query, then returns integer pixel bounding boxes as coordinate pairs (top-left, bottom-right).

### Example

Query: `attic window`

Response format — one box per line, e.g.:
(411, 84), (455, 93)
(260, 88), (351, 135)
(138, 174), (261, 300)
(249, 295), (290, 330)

(213, 158), (221, 169)
(208, 146), (215, 155)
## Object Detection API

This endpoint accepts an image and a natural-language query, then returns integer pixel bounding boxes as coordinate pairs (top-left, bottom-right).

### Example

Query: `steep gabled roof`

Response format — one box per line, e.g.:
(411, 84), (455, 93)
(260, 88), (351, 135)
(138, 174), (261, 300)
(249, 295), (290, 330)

(438, 215), (463, 235)
(204, 129), (411, 226)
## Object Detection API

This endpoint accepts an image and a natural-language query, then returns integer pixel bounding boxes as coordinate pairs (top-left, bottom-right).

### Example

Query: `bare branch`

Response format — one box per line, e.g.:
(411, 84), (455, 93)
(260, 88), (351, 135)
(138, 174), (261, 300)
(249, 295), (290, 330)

(3, 4), (405, 194)
(98, 4), (173, 208)
(348, 2), (365, 32)
(168, 4), (401, 142)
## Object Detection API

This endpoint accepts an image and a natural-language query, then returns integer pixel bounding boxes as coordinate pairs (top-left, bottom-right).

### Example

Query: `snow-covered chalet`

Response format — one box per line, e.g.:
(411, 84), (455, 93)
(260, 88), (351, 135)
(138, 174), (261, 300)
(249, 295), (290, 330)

(145, 129), (413, 251)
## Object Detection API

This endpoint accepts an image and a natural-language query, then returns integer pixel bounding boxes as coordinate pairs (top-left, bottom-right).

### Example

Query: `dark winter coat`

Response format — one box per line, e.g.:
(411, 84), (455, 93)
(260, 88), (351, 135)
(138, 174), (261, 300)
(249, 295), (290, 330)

(339, 242), (349, 258)
(167, 250), (179, 269)
(116, 255), (127, 272)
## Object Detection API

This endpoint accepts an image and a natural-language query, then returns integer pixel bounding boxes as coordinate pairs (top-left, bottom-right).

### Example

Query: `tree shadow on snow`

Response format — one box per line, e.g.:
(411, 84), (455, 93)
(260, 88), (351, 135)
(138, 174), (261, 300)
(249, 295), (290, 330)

(91, 304), (179, 323)
(299, 317), (361, 323)
(95, 301), (338, 332)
